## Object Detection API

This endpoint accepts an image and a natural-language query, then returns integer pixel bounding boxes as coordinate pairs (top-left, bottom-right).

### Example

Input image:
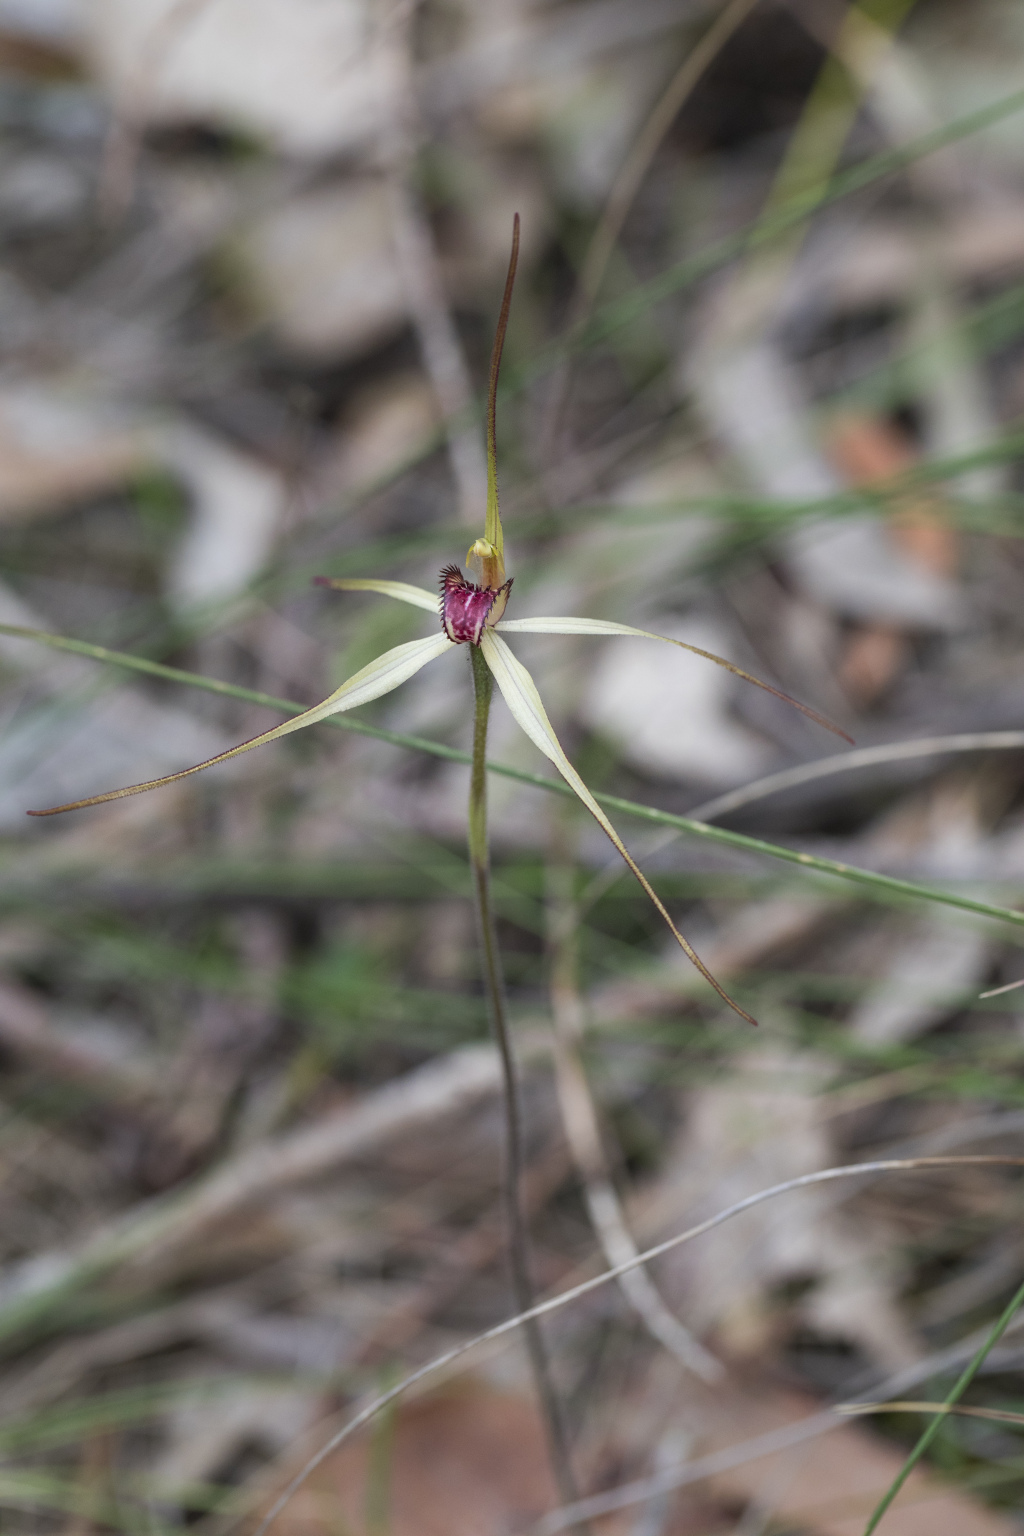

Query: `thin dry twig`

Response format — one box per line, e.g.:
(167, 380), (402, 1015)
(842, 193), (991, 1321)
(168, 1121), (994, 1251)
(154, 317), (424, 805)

(546, 855), (722, 1383)
(390, 179), (490, 523)
(543, 0), (761, 457)
(687, 731), (1024, 824)
(839, 1400), (1024, 1429)
(387, 3), (489, 525)
(246, 1156), (1024, 1536)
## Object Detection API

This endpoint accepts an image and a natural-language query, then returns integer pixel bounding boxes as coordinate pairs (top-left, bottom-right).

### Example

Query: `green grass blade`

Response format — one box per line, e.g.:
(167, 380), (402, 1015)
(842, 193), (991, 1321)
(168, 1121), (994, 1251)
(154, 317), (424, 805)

(130, 90), (1024, 648)
(862, 1277), (1024, 1535)
(569, 86), (1024, 356)
(4, 623), (1024, 932)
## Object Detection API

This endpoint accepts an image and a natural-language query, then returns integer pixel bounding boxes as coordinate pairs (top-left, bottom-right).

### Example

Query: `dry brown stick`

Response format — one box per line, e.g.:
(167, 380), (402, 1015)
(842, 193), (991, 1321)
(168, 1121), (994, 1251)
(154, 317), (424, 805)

(0, 976), (156, 1111)
(390, 176), (490, 524)
(0, 1040), (532, 1341)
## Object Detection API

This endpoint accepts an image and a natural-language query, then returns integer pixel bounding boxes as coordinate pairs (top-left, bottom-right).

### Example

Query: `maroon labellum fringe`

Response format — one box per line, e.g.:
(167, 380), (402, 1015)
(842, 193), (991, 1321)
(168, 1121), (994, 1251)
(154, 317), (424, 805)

(439, 564), (512, 645)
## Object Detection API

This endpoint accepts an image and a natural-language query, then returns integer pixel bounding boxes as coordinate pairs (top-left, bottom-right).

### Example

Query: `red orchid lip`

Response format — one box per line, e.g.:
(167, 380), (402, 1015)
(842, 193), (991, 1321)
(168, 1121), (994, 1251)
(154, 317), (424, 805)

(439, 564), (512, 645)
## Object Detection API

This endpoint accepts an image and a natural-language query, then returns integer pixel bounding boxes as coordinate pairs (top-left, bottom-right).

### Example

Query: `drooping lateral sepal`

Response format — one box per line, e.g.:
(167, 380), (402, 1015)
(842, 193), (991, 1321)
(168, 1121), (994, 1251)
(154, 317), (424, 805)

(29, 632), (456, 816)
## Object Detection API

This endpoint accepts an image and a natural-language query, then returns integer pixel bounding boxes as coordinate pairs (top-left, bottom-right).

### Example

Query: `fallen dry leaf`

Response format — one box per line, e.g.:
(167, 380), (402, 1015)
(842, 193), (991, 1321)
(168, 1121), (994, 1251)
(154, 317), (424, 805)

(268, 1379), (621, 1536)
(694, 1378), (1019, 1536)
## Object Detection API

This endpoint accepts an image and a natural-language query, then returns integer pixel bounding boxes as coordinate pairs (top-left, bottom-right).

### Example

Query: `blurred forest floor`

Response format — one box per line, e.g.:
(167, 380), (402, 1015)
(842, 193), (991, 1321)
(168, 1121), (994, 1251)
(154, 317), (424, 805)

(0, 0), (1023, 1532)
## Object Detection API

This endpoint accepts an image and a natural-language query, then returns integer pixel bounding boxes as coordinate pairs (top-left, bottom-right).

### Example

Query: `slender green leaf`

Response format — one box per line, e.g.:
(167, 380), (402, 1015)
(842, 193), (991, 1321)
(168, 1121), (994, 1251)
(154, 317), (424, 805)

(3, 623), (1023, 931)
(565, 88), (1024, 356)
(862, 1277), (1024, 1535)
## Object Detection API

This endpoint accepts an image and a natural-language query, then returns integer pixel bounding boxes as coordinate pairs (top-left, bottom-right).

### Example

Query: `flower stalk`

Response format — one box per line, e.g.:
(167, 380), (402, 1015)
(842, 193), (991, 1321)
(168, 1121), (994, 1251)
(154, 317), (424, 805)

(469, 643), (586, 1522)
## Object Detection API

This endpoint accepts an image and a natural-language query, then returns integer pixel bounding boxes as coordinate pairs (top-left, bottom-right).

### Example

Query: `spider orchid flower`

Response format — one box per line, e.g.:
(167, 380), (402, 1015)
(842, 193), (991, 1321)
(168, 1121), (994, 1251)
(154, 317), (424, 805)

(29, 216), (848, 1025)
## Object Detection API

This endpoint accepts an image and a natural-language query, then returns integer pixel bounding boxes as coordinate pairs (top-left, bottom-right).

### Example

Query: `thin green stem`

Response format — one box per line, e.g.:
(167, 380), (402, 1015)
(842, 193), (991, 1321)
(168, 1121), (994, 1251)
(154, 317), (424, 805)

(862, 1275), (1024, 1535)
(468, 645), (586, 1527)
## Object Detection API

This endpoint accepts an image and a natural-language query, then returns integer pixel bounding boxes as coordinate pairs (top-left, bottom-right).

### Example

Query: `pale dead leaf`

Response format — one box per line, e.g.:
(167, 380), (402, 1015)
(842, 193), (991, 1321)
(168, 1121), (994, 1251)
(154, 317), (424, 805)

(235, 182), (407, 361)
(86, 0), (404, 158)
(0, 385), (145, 521)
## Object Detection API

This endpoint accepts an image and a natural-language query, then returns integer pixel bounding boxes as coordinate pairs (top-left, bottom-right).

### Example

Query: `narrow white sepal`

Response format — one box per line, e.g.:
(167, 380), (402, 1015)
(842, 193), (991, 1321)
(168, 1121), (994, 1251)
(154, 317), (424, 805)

(495, 617), (849, 745)
(479, 630), (571, 772)
(481, 628), (653, 853)
(31, 634), (456, 815)
(496, 617), (643, 635)
(479, 629), (755, 1024)
(290, 632), (456, 731)
(323, 578), (439, 613)
(497, 616), (719, 646)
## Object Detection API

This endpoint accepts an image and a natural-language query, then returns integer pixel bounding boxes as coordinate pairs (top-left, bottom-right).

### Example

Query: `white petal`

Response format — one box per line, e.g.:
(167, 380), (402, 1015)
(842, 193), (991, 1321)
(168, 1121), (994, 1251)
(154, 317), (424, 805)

(495, 617), (848, 741)
(479, 630), (754, 1024)
(496, 617), (640, 636)
(32, 634), (455, 816)
(319, 577), (439, 613)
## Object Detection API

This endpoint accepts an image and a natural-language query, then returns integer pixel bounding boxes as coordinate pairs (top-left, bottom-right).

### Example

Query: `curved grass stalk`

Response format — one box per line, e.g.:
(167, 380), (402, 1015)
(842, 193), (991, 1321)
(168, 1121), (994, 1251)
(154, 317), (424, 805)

(840, 1400), (1024, 1429)
(248, 1155), (1024, 1536)
(688, 730), (1024, 822)
(546, 853), (723, 1382)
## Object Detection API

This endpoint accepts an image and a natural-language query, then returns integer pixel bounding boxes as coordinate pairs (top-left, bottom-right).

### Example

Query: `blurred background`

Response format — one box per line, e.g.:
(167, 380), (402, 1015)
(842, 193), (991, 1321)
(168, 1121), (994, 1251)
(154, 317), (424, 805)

(0, 0), (1023, 1531)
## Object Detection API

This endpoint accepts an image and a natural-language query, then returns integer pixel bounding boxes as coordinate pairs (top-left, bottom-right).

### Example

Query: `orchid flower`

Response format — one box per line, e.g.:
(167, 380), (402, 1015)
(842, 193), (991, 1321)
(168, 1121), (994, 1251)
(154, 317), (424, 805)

(30, 215), (847, 1025)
